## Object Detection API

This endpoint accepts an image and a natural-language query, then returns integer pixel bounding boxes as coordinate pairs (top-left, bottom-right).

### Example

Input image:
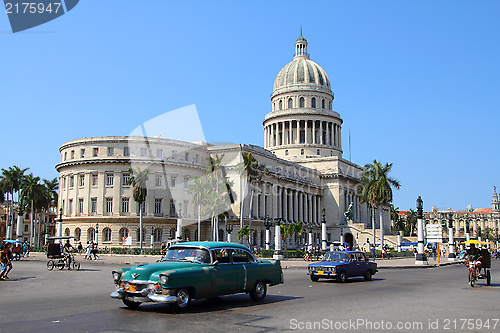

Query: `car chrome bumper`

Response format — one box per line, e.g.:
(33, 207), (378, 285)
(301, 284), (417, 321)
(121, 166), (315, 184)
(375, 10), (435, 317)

(111, 287), (178, 304)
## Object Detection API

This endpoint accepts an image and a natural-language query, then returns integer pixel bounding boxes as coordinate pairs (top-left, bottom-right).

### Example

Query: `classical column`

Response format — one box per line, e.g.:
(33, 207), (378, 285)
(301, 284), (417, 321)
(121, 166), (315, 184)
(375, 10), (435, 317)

(338, 124), (341, 148)
(304, 120), (308, 144)
(289, 120), (292, 144)
(273, 218), (282, 260)
(294, 190), (299, 222)
(312, 195), (317, 225)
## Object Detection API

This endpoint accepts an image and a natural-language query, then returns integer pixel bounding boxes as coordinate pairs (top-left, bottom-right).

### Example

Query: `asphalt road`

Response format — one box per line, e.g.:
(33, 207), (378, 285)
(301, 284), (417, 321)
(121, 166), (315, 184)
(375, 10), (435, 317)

(0, 260), (499, 332)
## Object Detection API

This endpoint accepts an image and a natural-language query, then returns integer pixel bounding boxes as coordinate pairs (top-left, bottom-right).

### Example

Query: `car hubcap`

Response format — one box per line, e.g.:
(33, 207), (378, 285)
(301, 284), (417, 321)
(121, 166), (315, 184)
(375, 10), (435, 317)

(256, 283), (264, 297)
(177, 290), (189, 307)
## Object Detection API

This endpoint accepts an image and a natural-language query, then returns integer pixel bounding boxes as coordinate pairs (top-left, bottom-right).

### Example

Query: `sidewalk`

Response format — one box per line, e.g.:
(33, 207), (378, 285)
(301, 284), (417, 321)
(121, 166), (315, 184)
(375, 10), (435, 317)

(25, 252), (461, 269)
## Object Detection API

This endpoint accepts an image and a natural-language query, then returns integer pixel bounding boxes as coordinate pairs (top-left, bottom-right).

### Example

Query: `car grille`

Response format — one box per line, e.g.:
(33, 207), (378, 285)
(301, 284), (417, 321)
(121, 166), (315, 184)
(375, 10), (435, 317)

(314, 266), (334, 272)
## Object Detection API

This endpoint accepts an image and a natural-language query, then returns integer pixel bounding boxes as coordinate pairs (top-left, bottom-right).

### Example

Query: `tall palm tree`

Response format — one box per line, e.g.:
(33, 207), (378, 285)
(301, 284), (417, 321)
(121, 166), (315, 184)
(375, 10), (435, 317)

(127, 167), (150, 253)
(358, 160), (400, 249)
(188, 176), (206, 241)
(44, 178), (59, 239)
(391, 205), (404, 234)
(21, 173), (44, 245)
(236, 152), (267, 245)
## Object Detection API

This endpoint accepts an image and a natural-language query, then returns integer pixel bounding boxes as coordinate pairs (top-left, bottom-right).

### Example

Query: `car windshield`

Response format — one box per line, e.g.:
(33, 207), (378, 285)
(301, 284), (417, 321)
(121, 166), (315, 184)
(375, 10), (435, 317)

(162, 247), (211, 264)
(323, 252), (349, 262)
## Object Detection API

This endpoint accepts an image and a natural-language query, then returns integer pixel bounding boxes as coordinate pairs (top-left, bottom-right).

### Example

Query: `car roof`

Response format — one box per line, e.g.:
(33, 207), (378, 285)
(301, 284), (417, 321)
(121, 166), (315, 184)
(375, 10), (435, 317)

(171, 241), (251, 251)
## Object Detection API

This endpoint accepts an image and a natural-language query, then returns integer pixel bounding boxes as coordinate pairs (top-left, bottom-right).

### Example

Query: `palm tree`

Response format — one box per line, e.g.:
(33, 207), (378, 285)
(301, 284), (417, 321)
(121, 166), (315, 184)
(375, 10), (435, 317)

(44, 178), (59, 239)
(391, 205), (404, 235)
(237, 225), (254, 247)
(188, 176), (206, 241)
(236, 152), (267, 245)
(291, 221), (306, 247)
(21, 173), (44, 245)
(405, 210), (417, 236)
(358, 160), (400, 249)
(127, 167), (150, 253)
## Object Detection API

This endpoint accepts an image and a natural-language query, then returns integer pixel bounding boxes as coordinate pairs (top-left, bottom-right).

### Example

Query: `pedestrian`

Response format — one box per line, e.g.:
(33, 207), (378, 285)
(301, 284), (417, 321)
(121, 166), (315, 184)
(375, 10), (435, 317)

(0, 243), (12, 280)
(25, 241), (30, 257)
(92, 242), (99, 260)
(160, 242), (167, 256)
(77, 242), (83, 254)
(432, 247), (437, 260)
(85, 241), (92, 260)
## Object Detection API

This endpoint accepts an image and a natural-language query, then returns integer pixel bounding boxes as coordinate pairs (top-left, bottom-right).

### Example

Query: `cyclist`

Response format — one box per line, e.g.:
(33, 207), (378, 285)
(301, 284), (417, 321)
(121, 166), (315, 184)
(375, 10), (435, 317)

(63, 240), (74, 267)
(466, 244), (483, 276)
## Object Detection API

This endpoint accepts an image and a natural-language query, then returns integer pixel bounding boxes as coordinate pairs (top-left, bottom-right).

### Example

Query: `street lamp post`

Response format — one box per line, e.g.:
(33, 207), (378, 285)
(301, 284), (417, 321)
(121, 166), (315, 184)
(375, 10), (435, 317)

(415, 196), (428, 265)
(95, 223), (99, 246)
(150, 227), (154, 248)
(321, 208), (327, 251)
(225, 223), (234, 243)
(273, 218), (283, 260)
(447, 211), (456, 261)
(465, 214), (470, 241)
(477, 226), (482, 242)
(263, 215), (272, 250)
(57, 208), (63, 242)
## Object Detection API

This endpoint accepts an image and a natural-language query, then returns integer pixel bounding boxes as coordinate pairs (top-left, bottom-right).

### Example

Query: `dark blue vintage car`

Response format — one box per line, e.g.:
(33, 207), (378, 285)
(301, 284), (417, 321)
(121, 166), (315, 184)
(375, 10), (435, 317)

(307, 251), (378, 282)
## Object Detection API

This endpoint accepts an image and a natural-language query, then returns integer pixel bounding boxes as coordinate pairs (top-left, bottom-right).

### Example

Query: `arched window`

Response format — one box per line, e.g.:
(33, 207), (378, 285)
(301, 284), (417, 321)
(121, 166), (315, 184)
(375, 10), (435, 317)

(75, 228), (81, 241)
(119, 228), (129, 243)
(311, 97), (316, 108)
(299, 97), (305, 108)
(301, 149), (304, 155)
(136, 228), (146, 243)
(65, 228), (70, 236)
(24, 225), (28, 232)
(288, 98), (293, 109)
(103, 228), (112, 242)
(88, 228), (95, 242)
(153, 228), (162, 242)
(279, 100), (283, 110)
(322, 99), (325, 109)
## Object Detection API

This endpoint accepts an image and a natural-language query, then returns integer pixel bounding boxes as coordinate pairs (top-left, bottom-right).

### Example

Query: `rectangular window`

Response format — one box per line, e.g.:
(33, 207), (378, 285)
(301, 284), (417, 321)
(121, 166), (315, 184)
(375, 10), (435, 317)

(78, 198), (84, 214)
(92, 174), (98, 186)
(171, 150), (177, 158)
(184, 176), (189, 189)
(93, 148), (98, 157)
(71, 150), (75, 159)
(156, 149), (162, 158)
(91, 198), (97, 214)
(64, 152), (67, 160)
(170, 177), (176, 188)
(79, 174), (85, 187)
(154, 198), (162, 214)
(122, 173), (131, 186)
(69, 176), (74, 188)
(169, 199), (176, 216)
(140, 148), (147, 156)
(62, 177), (66, 188)
(183, 200), (188, 216)
(195, 155), (199, 163)
(68, 199), (73, 215)
(155, 175), (162, 187)
(123, 147), (130, 156)
(108, 147), (114, 156)
(106, 173), (114, 186)
(121, 197), (129, 213)
(80, 149), (85, 158)
(106, 198), (113, 213)
(185, 152), (189, 161)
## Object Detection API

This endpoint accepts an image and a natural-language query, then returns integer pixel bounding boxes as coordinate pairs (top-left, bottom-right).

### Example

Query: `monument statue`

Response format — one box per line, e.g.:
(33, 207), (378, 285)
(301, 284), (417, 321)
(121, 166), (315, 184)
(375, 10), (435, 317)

(344, 202), (354, 224)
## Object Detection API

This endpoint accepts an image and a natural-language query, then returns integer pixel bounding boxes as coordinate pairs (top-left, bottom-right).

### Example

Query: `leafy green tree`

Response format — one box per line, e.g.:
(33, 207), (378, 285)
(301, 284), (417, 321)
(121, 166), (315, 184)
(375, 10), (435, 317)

(237, 225), (254, 247)
(127, 167), (150, 253)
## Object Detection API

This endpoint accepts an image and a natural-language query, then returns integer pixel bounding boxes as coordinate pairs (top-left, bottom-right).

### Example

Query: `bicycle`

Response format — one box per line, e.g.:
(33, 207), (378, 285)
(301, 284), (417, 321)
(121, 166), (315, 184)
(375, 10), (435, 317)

(47, 253), (80, 271)
(467, 260), (478, 287)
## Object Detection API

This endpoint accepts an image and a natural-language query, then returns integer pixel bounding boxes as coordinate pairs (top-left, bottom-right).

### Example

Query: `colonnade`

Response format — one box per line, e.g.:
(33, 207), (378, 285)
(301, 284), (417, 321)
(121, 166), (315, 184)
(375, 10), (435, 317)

(246, 182), (322, 225)
(264, 119), (341, 149)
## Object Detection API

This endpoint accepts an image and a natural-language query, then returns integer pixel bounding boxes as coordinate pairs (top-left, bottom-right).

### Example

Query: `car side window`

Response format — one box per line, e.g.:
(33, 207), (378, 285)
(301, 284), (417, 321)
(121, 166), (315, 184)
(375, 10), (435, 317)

(349, 254), (357, 262)
(356, 253), (366, 262)
(231, 249), (255, 263)
(213, 249), (230, 264)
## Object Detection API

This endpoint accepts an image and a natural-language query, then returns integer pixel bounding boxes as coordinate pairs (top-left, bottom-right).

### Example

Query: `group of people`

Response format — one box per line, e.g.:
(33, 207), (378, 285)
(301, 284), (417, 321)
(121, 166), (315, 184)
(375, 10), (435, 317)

(84, 241), (99, 260)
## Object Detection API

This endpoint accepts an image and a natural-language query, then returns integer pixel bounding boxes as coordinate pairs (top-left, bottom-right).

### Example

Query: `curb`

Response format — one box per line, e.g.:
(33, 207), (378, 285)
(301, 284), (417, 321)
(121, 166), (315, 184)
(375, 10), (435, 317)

(282, 261), (462, 270)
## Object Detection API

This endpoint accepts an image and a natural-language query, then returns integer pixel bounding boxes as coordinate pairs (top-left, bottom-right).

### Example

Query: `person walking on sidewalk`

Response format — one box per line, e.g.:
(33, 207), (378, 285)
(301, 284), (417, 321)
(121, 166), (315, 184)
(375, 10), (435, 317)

(85, 241), (92, 260)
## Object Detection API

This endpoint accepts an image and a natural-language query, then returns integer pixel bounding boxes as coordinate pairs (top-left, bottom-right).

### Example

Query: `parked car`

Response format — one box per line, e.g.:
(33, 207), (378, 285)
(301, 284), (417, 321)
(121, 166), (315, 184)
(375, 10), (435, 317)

(111, 241), (283, 310)
(307, 251), (378, 282)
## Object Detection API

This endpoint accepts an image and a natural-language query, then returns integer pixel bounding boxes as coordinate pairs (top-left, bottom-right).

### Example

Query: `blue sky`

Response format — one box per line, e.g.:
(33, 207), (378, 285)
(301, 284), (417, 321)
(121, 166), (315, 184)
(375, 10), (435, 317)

(0, 0), (498, 212)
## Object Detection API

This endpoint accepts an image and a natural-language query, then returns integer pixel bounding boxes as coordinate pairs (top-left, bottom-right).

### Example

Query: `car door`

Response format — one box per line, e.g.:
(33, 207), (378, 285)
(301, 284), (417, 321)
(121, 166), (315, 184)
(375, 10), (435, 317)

(346, 253), (361, 276)
(356, 252), (368, 276)
(231, 248), (257, 292)
(211, 248), (237, 295)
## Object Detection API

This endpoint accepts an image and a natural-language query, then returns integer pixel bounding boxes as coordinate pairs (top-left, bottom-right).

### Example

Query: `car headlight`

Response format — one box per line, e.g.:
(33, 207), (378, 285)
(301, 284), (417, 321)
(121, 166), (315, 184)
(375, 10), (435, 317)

(160, 275), (168, 285)
(113, 272), (121, 282)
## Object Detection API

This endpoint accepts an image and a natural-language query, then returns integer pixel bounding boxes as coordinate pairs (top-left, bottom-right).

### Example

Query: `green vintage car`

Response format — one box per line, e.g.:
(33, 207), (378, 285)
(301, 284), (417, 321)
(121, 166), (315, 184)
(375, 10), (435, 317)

(111, 241), (283, 310)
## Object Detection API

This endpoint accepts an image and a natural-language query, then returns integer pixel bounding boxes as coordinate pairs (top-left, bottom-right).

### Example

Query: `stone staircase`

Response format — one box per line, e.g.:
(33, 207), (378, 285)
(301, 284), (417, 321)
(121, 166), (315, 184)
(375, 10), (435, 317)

(350, 223), (413, 247)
